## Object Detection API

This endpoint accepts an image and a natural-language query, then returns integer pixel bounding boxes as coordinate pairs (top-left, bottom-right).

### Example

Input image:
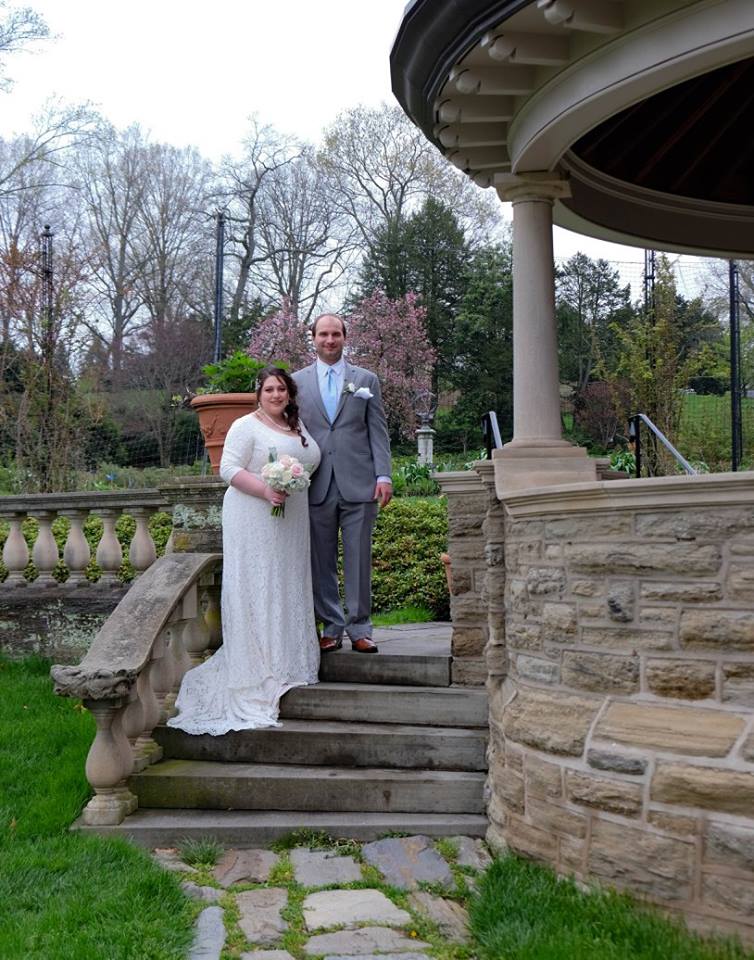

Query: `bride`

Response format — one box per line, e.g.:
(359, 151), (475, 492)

(168, 366), (322, 735)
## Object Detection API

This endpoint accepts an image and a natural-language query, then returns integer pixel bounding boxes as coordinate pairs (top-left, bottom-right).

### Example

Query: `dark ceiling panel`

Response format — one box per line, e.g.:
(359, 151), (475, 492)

(572, 58), (754, 205)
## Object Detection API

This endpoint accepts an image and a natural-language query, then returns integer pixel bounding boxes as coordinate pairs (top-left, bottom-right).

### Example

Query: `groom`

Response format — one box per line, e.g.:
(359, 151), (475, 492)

(293, 314), (392, 654)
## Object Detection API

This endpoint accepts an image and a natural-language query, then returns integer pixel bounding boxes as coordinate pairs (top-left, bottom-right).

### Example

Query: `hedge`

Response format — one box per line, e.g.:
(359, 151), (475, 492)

(370, 496), (449, 620)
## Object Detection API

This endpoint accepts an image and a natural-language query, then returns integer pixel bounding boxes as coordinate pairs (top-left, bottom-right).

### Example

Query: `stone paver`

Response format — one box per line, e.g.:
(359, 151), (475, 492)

(322, 954), (430, 960)
(304, 926), (429, 955)
(240, 953), (295, 960)
(291, 847), (362, 886)
(188, 906), (226, 960)
(452, 835), (492, 871)
(361, 835), (454, 890)
(237, 887), (288, 944)
(408, 891), (469, 943)
(182, 880), (222, 903)
(303, 889), (410, 930)
(152, 847), (190, 872)
(214, 848), (278, 887)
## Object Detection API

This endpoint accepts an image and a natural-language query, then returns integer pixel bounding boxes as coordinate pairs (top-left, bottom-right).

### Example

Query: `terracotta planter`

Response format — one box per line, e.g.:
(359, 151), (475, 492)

(190, 392), (257, 474)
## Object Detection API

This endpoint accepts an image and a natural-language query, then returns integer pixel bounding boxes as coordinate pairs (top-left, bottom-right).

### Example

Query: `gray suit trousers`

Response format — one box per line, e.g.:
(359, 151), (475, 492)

(310, 476), (378, 640)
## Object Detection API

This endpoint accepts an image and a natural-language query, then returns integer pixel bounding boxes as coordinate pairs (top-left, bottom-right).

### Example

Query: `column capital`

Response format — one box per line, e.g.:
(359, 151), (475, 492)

(494, 171), (571, 204)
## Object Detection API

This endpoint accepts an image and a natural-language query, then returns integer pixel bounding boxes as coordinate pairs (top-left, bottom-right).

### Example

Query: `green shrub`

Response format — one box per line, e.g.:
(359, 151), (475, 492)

(371, 497), (449, 620)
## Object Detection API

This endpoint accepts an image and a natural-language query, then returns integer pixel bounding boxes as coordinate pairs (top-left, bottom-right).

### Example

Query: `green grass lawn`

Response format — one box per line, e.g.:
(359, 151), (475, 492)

(0, 657), (196, 960)
(373, 604), (434, 626)
(470, 855), (753, 960)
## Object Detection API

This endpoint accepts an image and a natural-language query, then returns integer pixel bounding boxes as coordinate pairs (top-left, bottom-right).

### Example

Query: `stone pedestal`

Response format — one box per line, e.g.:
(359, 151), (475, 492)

(158, 477), (225, 554)
(416, 426), (435, 466)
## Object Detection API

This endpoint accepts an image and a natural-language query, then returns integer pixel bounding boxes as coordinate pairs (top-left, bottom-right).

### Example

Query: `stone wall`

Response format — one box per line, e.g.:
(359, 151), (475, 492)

(487, 473), (754, 939)
(436, 468), (494, 685)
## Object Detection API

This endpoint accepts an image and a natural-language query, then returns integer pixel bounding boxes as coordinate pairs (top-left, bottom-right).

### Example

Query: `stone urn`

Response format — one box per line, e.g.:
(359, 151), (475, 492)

(190, 393), (257, 474)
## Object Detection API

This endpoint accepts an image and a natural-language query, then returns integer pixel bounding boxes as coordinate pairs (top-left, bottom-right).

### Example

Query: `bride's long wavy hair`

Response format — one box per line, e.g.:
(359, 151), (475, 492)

(256, 366), (308, 447)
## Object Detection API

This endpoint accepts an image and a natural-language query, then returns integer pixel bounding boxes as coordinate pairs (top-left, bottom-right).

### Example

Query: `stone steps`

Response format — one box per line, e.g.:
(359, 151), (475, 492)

(155, 717), (487, 771)
(130, 760), (486, 814)
(279, 682), (488, 727)
(80, 809), (489, 847)
(318, 650), (451, 686)
(81, 626), (490, 847)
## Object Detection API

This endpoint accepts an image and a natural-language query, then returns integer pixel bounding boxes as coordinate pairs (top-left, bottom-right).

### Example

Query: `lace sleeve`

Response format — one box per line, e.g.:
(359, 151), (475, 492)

(219, 415), (257, 484)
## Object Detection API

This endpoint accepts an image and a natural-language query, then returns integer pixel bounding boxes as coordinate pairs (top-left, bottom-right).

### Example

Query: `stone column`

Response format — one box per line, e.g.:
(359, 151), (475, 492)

(493, 171), (596, 494)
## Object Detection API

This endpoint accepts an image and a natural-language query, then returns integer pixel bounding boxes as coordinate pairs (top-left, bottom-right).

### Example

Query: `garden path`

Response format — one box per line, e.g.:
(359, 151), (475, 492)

(153, 833), (491, 960)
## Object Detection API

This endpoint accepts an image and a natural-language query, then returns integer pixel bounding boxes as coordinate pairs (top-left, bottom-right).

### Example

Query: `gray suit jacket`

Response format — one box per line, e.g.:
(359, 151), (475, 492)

(293, 362), (392, 505)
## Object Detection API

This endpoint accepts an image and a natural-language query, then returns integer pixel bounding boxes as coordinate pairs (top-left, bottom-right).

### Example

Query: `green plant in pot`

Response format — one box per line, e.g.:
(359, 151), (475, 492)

(198, 351), (269, 395)
(191, 352), (269, 473)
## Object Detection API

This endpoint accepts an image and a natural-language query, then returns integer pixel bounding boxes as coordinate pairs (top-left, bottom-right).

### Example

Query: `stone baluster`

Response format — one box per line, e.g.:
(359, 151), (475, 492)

(181, 614), (211, 671)
(203, 577), (222, 651)
(128, 507), (157, 576)
(60, 509), (92, 586)
(81, 698), (136, 826)
(95, 508), (123, 586)
(169, 585), (204, 701)
(29, 510), (59, 587)
(120, 683), (150, 773)
(132, 657), (163, 765)
(151, 625), (176, 724)
(2, 512), (29, 585)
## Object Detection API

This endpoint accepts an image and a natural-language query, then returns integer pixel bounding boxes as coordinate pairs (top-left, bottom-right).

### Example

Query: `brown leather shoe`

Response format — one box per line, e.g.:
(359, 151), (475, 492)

(351, 637), (378, 654)
(319, 635), (342, 653)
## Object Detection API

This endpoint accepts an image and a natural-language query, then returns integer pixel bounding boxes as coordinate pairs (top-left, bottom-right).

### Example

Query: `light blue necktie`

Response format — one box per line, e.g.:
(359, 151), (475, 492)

(324, 367), (338, 422)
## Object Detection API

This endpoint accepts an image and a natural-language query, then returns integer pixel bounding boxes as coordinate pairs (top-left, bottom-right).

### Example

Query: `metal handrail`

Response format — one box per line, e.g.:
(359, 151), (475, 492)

(628, 413), (697, 477)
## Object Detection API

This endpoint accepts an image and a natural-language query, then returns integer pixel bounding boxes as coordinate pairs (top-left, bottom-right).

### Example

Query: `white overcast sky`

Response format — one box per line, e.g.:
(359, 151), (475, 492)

(0, 0), (709, 294)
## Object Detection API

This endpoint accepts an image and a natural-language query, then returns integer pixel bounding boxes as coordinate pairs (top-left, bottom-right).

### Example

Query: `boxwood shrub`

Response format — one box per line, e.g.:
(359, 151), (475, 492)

(371, 496), (449, 620)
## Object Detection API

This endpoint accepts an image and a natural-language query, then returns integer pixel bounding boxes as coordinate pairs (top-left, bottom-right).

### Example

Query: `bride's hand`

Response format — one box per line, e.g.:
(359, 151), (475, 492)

(264, 485), (287, 506)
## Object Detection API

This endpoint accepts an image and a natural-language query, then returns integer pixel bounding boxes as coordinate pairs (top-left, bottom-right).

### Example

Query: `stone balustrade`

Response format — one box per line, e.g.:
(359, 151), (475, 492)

(487, 472), (754, 939)
(0, 490), (168, 587)
(51, 552), (222, 825)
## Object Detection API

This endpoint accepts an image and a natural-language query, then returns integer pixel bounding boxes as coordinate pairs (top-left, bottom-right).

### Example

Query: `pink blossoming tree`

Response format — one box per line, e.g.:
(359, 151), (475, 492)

(247, 302), (313, 370)
(346, 291), (435, 438)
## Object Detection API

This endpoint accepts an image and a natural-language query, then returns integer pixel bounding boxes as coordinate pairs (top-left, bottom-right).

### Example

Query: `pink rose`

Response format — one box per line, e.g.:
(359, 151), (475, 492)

(291, 463), (304, 477)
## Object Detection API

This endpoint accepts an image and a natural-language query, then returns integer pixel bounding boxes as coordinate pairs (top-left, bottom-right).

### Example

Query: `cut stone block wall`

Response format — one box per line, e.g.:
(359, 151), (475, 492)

(436, 468), (494, 685)
(487, 473), (754, 939)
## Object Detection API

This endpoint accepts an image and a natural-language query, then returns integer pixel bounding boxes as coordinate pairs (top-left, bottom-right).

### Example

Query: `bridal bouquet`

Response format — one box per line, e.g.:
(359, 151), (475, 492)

(261, 448), (311, 517)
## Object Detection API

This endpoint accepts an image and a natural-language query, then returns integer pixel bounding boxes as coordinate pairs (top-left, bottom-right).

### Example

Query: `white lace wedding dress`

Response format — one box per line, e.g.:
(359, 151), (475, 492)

(167, 412), (321, 734)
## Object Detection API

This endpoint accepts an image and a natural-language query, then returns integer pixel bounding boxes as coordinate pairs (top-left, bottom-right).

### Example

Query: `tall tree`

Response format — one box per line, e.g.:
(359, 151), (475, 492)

(255, 152), (356, 322)
(215, 118), (299, 334)
(556, 253), (632, 395)
(443, 244), (513, 451)
(320, 103), (502, 267)
(0, 1), (49, 90)
(609, 255), (706, 474)
(357, 197), (467, 391)
(78, 124), (149, 383)
(346, 290), (435, 439)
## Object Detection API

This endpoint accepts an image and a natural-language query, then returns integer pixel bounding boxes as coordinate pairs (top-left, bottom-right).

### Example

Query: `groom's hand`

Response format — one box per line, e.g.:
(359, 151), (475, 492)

(374, 481), (392, 508)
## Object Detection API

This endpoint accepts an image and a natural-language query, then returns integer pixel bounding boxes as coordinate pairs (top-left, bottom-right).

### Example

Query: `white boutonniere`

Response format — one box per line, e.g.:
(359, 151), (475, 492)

(346, 382), (373, 399)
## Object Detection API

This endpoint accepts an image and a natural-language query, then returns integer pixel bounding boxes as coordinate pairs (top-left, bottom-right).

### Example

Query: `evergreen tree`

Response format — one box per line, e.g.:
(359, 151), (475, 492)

(356, 197), (467, 390)
(441, 244), (513, 451)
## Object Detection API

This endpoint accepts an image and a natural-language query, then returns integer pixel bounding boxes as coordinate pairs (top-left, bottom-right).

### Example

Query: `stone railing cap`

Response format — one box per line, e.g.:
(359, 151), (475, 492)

(51, 552), (221, 698)
(0, 489), (167, 515)
(502, 471), (754, 518)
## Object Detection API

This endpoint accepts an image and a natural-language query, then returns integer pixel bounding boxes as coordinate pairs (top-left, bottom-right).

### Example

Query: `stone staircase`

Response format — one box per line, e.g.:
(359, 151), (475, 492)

(88, 626), (488, 847)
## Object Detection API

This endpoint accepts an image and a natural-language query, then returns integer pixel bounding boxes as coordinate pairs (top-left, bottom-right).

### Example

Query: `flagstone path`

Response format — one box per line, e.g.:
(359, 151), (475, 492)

(153, 833), (491, 960)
